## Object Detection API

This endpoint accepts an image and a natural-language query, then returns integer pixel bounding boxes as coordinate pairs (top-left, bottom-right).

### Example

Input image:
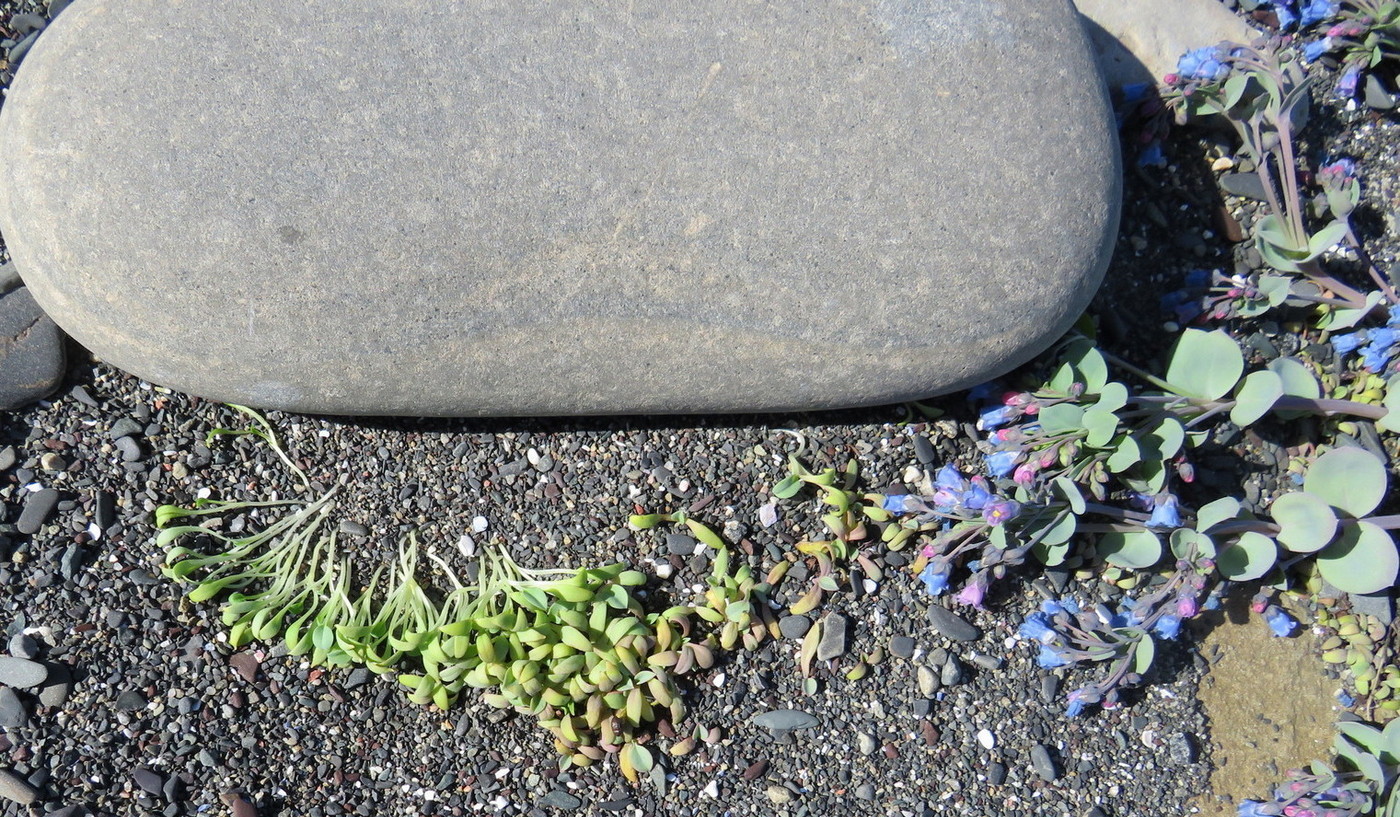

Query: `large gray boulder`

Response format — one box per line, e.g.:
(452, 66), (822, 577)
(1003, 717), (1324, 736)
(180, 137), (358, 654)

(0, 0), (1119, 416)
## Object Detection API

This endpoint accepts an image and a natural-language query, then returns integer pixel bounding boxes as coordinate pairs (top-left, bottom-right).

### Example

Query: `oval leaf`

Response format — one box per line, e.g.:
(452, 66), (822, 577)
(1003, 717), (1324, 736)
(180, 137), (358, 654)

(1270, 491), (1338, 553)
(1038, 403), (1085, 435)
(1305, 447), (1388, 518)
(1097, 530), (1162, 569)
(1318, 522), (1399, 595)
(1165, 329), (1245, 401)
(1268, 358), (1320, 399)
(1217, 531), (1278, 581)
(1230, 370), (1283, 427)
(1083, 408), (1119, 449)
(1095, 381), (1129, 413)
(1132, 634), (1155, 675)
(1195, 497), (1241, 534)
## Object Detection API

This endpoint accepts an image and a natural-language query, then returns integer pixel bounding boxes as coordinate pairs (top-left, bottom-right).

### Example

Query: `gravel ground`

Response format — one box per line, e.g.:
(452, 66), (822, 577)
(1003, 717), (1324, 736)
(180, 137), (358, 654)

(8, 2), (1400, 817)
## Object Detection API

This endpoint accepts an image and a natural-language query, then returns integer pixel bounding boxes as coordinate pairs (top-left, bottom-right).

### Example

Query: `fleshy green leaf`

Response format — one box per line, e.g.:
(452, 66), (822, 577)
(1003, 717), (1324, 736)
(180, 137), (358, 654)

(1038, 403), (1085, 435)
(1164, 329), (1245, 401)
(772, 475), (803, 499)
(1216, 531), (1278, 581)
(1106, 436), (1141, 474)
(1307, 220), (1348, 258)
(1053, 476), (1085, 514)
(1083, 408), (1119, 449)
(1318, 521), (1399, 595)
(1195, 497), (1241, 534)
(1065, 339), (1109, 394)
(1230, 370), (1283, 427)
(1379, 374), (1400, 434)
(1031, 540), (1072, 567)
(1170, 529), (1216, 560)
(1132, 634), (1155, 675)
(1095, 381), (1130, 413)
(1305, 447), (1388, 518)
(1097, 530), (1162, 569)
(1270, 492), (1339, 553)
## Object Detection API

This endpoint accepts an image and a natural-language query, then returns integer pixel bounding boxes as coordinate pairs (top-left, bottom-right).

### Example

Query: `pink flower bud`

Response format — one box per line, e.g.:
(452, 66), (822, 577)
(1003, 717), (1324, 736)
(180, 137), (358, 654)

(1177, 596), (1199, 618)
(1163, 72), (1179, 84)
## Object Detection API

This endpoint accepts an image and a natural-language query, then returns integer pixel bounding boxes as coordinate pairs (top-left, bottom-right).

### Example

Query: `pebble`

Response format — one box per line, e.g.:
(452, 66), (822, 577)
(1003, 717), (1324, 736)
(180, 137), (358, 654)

(854, 784), (876, 801)
(889, 635), (915, 659)
(38, 452), (65, 471)
(0, 768), (38, 805)
(913, 435), (936, 465)
(338, 520), (369, 537)
(741, 760), (768, 781)
(975, 729), (995, 750)
(917, 666), (939, 697)
(37, 663), (72, 707)
(133, 768), (164, 796)
(0, 656), (48, 688)
(858, 733), (878, 756)
(664, 534), (695, 556)
(537, 790), (582, 810)
(1040, 675), (1061, 704)
(816, 613), (847, 660)
(228, 653), (260, 684)
(778, 615), (811, 640)
(0, 445), (14, 470)
(115, 435), (143, 462)
(970, 653), (1002, 670)
(766, 785), (793, 805)
(940, 656), (964, 687)
(16, 488), (59, 535)
(986, 761), (1007, 786)
(752, 710), (819, 731)
(0, 284), (65, 410)
(0, 687), (27, 727)
(222, 792), (259, 817)
(108, 417), (143, 439)
(1029, 744), (1058, 780)
(926, 605), (980, 641)
(1167, 732), (1196, 764)
(7, 633), (38, 660)
(116, 689), (148, 712)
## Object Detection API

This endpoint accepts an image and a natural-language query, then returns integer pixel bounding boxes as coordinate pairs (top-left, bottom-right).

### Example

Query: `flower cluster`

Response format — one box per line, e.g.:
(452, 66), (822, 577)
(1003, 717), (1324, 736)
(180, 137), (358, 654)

(1170, 45), (1234, 83)
(1236, 766), (1372, 817)
(1330, 305), (1400, 373)
(1270, 0), (1341, 29)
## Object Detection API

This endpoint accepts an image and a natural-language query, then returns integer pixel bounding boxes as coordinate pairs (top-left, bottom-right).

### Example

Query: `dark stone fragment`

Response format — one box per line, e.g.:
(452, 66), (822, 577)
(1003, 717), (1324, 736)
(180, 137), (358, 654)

(889, 636), (915, 659)
(1219, 171), (1267, 201)
(752, 709), (819, 731)
(854, 784), (876, 800)
(0, 285), (65, 410)
(107, 418), (143, 439)
(16, 488), (59, 534)
(912, 699), (933, 718)
(986, 761), (1007, 786)
(777, 615), (810, 640)
(536, 790), (582, 810)
(59, 543), (86, 580)
(228, 652), (260, 684)
(742, 760), (768, 781)
(596, 798), (632, 812)
(1365, 73), (1398, 110)
(926, 605), (979, 642)
(133, 768), (164, 796)
(816, 613), (847, 660)
(95, 491), (116, 530)
(1029, 744), (1058, 781)
(913, 435), (936, 465)
(162, 775), (184, 803)
(37, 662), (72, 707)
(664, 534), (695, 556)
(116, 689), (147, 711)
(1167, 732), (1196, 765)
(220, 792), (259, 817)
(1040, 675), (1060, 704)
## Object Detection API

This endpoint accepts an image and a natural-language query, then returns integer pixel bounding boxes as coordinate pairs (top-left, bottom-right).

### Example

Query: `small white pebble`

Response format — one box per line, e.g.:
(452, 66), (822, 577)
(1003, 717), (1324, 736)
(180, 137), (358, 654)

(976, 729), (995, 750)
(712, 672), (726, 688)
(862, 579), (877, 594)
(702, 780), (720, 799)
(654, 562), (674, 580)
(457, 534), (476, 558)
(87, 522), (102, 541)
(471, 516), (489, 533)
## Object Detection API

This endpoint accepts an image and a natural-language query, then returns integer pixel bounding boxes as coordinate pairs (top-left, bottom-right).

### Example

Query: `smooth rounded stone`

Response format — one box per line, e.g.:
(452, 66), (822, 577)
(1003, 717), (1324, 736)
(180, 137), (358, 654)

(0, 687), (28, 727)
(765, 786), (794, 805)
(777, 615), (811, 640)
(926, 605), (980, 642)
(116, 689), (148, 712)
(0, 284), (65, 411)
(16, 488), (59, 535)
(917, 666), (939, 698)
(940, 656), (964, 687)
(0, 768), (38, 805)
(132, 768), (164, 796)
(1029, 744), (1059, 781)
(1073, 0), (1256, 87)
(986, 761), (1007, 786)
(857, 733), (879, 757)
(0, 0), (1118, 416)
(7, 633), (38, 660)
(889, 635), (916, 660)
(751, 709), (819, 732)
(37, 663), (72, 708)
(854, 784), (876, 801)
(0, 656), (48, 688)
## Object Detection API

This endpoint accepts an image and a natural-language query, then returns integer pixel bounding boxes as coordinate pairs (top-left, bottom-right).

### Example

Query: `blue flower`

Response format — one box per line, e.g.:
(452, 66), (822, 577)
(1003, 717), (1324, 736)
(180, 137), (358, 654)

(935, 464), (964, 492)
(1236, 800), (1270, 817)
(1339, 65), (1361, 96)
(1265, 606), (1298, 637)
(978, 404), (1014, 431)
(1146, 495), (1181, 529)
(985, 450), (1018, 479)
(962, 479), (991, 511)
(1300, 0), (1338, 26)
(1387, 304), (1400, 326)
(1065, 688), (1093, 717)
(1362, 341), (1394, 373)
(982, 498), (1021, 526)
(1332, 331), (1365, 356)
(1370, 327), (1397, 351)
(1153, 614), (1183, 640)
(1177, 47), (1228, 81)
(1303, 37), (1332, 62)
(918, 561), (950, 596)
(882, 494), (910, 513)
(1041, 598), (1080, 616)
(967, 382), (998, 403)
(1019, 612), (1058, 644)
(1037, 644), (1069, 669)
(1275, 1), (1300, 29)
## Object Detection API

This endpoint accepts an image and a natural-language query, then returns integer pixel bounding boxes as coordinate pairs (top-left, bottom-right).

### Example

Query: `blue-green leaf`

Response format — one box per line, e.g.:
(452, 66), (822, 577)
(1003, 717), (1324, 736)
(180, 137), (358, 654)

(1270, 492), (1338, 553)
(1164, 330), (1245, 401)
(1230, 370), (1283, 427)
(1305, 447), (1388, 518)
(1216, 531), (1277, 581)
(1318, 522), (1399, 594)
(1098, 530), (1162, 569)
